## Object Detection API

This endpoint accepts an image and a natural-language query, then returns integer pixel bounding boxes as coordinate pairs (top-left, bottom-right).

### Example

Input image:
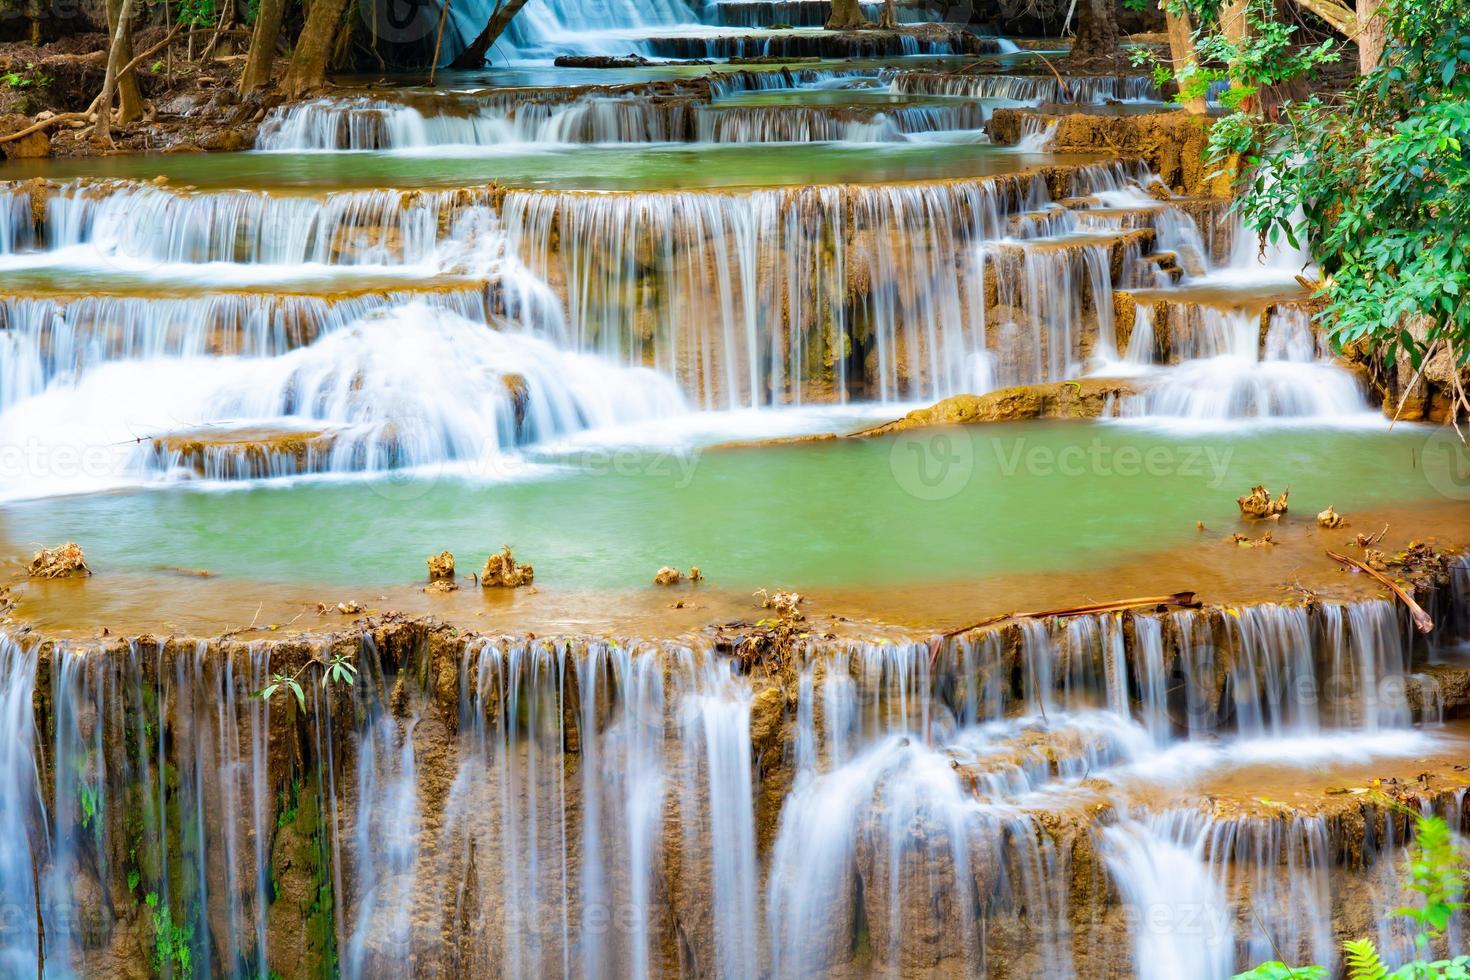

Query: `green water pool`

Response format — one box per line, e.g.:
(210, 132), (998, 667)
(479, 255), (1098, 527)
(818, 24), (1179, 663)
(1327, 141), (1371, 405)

(0, 142), (1100, 192)
(4, 421), (1460, 589)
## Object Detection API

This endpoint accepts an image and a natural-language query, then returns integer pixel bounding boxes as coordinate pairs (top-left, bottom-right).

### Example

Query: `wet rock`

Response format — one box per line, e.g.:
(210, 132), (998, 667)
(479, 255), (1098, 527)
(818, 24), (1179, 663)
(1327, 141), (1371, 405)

(989, 108), (1223, 195)
(1317, 505), (1347, 529)
(654, 566), (683, 586)
(150, 426), (338, 479)
(860, 378), (1137, 434)
(1237, 484), (1288, 519)
(0, 113), (51, 159)
(502, 373), (530, 433)
(28, 542), (90, 578)
(427, 550), (456, 581)
(481, 546), (534, 588)
(554, 54), (651, 68)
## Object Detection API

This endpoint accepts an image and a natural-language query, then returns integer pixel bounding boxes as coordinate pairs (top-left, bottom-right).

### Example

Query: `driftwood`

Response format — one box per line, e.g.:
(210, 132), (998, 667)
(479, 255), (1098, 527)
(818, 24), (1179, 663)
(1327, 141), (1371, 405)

(1327, 550), (1434, 633)
(940, 591), (1202, 639)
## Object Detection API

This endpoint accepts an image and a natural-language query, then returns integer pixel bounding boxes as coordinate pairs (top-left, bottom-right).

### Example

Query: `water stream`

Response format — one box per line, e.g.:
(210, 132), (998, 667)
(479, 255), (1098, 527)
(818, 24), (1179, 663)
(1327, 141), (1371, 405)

(0, 20), (1460, 977)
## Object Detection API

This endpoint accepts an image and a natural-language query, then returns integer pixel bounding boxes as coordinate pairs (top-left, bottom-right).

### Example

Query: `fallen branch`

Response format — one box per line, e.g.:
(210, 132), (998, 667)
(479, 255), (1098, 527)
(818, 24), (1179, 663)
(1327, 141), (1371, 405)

(1031, 51), (1072, 101)
(941, 592), (1201, 639)
(0, 24), (219, 145)
(1327, 550), (1434, 633)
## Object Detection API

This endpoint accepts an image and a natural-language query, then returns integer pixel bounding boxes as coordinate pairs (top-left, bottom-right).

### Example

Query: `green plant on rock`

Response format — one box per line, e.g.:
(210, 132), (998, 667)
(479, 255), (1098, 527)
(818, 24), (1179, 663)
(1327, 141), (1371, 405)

(1233, 813), (1468, 980)
(145, 891), (193, 980)
(258, 652), (358, 709)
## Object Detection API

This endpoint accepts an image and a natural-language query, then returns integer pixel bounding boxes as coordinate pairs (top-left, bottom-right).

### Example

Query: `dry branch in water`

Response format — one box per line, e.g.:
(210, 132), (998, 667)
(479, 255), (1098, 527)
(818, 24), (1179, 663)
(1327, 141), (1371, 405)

(1327, 550), (1434, 633)
(942, 592), (1202, 639)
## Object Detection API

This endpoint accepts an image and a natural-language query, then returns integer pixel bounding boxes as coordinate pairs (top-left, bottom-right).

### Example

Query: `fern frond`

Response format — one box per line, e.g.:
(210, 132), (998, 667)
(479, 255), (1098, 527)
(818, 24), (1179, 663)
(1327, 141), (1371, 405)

(1343, 938), (1389, 980)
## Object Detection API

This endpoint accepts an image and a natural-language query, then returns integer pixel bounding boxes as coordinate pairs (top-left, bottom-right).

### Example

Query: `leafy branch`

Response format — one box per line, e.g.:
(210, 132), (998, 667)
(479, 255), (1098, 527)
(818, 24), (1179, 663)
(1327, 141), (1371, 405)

(257, 653), (358, 710)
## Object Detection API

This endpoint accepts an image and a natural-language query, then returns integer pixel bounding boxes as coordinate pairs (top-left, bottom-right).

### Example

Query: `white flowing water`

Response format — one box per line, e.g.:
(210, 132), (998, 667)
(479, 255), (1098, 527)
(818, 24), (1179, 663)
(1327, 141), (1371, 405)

(0, 592), (1463, 977)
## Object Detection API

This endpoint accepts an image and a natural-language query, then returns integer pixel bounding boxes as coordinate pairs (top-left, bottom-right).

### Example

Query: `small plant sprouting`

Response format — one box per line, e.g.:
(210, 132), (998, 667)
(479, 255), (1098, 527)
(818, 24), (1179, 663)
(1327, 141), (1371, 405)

(257, 653), (358, 709)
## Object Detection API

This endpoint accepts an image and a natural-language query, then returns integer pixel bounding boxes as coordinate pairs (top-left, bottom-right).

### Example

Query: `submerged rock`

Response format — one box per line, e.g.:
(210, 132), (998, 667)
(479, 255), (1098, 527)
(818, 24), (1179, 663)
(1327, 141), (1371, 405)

(481, 546), (534, 588)
(27, 542), (89, 578)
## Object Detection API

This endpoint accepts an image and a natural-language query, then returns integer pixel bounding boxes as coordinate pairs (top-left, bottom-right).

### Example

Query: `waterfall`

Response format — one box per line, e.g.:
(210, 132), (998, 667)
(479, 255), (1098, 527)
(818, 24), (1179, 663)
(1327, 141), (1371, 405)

(0, 302), (686, 497)
(0, 637), (52, 977)
(1117, 305), (1371, 421)
(256, 95), (989, 150)
(0, 586), (1462, 978)
(449, 0), (702, 63)
(895, 72), (1162, 102)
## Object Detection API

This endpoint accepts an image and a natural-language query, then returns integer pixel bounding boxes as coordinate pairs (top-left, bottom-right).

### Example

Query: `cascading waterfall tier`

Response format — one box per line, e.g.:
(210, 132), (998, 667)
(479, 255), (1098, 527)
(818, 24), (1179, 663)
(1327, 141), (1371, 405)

(255, 92), (990, 150)
(2, 161), (1161, 417)
(253, 72), (1164, 152)
(1, 588), (1465, 979)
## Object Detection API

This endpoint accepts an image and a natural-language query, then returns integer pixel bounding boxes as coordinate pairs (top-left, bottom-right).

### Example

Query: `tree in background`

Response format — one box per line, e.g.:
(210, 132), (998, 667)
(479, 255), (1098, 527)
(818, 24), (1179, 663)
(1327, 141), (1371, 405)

(826, 0), (872, 28)
(453, 0), (534, 68)
(1215, 0), (1469, 380)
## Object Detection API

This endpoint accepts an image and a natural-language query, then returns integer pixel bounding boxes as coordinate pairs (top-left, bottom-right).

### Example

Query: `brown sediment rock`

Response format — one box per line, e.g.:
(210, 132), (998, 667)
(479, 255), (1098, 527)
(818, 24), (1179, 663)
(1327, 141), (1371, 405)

(1237, 484), (1289, 520)
(151, 426), (339, 479)
(1318, 506), (1347, 529)
(480, 546), (534, 588)
(654, 566), (684, 586)
(0, 113), (50, 158)
(27, 541), (90, 578)
(426, 552), (459, 593)
(989, 108), (1224, 196)
(502, 373), (530, 433)
(427, 551), (456, 581)
(858, 378), (1137, 435)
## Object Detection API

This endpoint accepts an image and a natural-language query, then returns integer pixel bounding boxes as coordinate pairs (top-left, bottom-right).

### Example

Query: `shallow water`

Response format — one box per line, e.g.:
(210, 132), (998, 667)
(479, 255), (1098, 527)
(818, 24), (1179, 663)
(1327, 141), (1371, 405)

(0, 140), (1101, 190)
(3, 419), (1452, 588)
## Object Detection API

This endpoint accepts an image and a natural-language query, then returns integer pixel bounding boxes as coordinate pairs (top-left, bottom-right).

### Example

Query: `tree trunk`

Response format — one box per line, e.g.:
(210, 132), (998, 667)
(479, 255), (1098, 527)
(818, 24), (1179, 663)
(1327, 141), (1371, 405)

(240, 0), (286, 92)
(826, 0), (870, 29)
(281, 0), (350, 97)
(1164, 2), (1207, 114)
(450, 0), (532, 70)
(1355, 0), (1385, 71)
(1218, 0), (1257, 110)
(878, 0), (897, 29)
(104, 0), (144, 124)
(94, 0), (138, 144)
(1070, 0), (1119, 61)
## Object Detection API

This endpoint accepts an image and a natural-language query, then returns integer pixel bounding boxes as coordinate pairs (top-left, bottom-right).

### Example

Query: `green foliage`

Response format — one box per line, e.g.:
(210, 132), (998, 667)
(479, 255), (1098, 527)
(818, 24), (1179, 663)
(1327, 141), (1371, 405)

(145, 892), (194, 980)
(1232, 962), (1328, 979)
(1396, 815), (1470, 952)
(2, 64), (51, 89)
(258, 653), (357, 709)
(1344, 938), (1392, 980)
(1222, 0), (1470, 365)
(259, 673), (305, 710)
(176, 0), (216, 27)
